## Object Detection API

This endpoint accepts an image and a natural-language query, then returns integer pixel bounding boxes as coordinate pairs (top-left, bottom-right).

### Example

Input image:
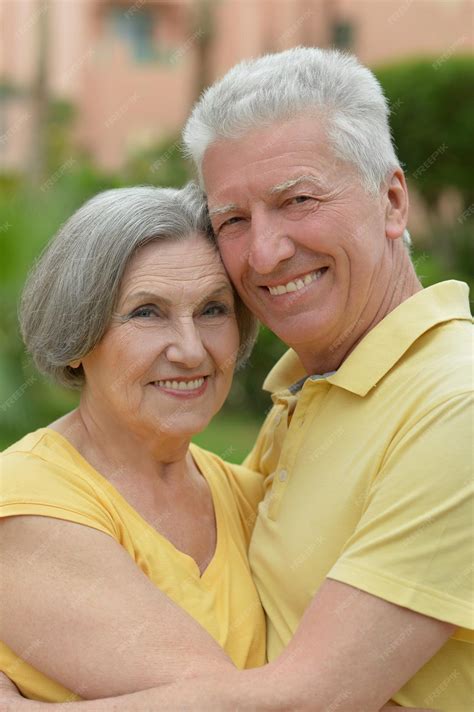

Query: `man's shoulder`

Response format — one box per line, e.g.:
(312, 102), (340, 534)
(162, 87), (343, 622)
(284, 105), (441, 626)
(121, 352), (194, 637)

(407, 314), (471, 383)
(382, 316), (472, 418)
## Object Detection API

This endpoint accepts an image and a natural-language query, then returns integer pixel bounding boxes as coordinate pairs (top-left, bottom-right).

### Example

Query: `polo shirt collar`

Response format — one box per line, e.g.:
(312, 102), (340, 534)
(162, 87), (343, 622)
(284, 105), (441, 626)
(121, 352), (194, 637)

(263, 280), (472, 398)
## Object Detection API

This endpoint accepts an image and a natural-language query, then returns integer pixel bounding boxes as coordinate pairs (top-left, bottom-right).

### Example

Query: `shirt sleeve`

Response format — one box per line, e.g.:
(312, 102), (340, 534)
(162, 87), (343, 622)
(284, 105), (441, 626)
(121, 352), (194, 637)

(243, 405), (285, 479)
(223, 461), (265, 537)
(327, 392), (474, 637)
(0, 451), (119, 539)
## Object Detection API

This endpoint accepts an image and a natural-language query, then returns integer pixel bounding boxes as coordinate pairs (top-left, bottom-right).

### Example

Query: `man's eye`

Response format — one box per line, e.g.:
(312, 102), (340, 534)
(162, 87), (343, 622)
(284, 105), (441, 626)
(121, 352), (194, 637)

(202, 302), (230, 317)
(288, 195), (313, 205)
(218, 216), (243, 231)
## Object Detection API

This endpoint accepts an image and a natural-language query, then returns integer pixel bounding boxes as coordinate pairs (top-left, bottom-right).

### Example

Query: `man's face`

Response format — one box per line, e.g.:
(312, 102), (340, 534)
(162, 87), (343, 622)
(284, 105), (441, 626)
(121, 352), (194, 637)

(203, 116), (394, 368)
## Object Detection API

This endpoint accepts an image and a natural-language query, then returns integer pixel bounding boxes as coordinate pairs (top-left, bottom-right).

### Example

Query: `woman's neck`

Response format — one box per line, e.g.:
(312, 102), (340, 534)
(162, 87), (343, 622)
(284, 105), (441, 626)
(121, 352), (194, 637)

(50, 403), (192, 487)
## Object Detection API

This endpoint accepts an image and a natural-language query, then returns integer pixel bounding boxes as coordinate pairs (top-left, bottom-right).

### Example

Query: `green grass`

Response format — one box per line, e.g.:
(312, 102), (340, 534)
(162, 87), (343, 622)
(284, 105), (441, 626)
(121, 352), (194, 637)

(192, 410), (264, 464)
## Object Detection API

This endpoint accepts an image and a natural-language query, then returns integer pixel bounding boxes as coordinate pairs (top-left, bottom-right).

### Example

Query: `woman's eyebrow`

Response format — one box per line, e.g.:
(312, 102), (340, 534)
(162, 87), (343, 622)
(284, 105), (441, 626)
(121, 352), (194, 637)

(121, 290), (172, 309)
(120, 284), (233, 311)
(194, 284), (234, 308)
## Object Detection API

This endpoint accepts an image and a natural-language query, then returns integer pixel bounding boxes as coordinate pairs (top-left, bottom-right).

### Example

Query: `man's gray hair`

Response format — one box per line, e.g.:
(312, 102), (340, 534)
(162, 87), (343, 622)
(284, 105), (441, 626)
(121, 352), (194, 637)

(20, 182), (258, 389)
(184, 47), (400, 193)
(183, 46), (411, 247)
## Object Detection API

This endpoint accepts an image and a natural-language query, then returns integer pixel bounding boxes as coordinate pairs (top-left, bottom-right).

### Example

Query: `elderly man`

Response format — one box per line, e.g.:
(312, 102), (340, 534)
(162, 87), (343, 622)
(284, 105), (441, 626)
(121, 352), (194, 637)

(182, 47), (472, 710)
(2, 48), (471, 711)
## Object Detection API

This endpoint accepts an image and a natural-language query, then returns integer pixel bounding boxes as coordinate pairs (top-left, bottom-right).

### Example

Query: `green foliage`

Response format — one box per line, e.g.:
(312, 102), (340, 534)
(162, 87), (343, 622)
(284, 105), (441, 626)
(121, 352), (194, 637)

(225, 326), (287, 416)
(375, 56), (474, 207)
(192, 411), (263, 464)
(45, 99), (77, 173)
(375, 56), (474, 298)
(123, 135), (192, 187)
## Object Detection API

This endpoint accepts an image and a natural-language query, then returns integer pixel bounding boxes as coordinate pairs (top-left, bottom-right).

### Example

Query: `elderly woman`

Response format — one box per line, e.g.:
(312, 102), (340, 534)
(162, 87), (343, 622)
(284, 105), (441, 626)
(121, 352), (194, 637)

(0, 183), (265, 702)
(0, 184), (431, 712)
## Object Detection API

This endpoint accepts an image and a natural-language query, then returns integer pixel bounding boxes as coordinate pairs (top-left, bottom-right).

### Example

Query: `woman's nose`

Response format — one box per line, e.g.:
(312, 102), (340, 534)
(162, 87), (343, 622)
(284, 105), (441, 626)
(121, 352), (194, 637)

(164, 320), (207, 368)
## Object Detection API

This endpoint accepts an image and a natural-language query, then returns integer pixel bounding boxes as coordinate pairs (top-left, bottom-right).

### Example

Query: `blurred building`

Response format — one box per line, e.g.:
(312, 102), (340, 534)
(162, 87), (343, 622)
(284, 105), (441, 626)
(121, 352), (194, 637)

(0, 0), (473, 171)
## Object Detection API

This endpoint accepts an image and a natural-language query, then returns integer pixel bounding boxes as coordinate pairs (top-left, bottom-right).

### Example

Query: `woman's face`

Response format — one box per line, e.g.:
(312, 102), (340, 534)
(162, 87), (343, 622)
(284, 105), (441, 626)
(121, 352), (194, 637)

(81, 233), (241, 440)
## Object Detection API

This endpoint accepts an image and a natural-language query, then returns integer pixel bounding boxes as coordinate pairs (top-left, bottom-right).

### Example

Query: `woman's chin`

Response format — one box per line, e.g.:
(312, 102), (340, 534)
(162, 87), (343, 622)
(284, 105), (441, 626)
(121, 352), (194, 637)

(151, 416), (213, 441)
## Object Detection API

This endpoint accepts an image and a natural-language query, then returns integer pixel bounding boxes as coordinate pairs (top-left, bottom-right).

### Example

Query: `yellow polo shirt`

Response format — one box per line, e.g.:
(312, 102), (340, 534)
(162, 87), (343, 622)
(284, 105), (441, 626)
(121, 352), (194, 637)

(0, 431), (266, 701)
(247, 280), (473, 711)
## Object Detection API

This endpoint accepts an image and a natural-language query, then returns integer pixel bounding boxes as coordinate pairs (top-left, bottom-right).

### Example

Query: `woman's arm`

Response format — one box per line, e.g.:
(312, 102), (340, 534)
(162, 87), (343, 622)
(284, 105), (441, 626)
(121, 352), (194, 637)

(0, 515), (234, 699)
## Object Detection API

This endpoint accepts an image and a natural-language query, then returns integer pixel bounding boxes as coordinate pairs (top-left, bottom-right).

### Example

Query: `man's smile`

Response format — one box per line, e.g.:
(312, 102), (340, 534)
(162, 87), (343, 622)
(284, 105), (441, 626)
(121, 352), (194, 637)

(262, 267), (329, 296)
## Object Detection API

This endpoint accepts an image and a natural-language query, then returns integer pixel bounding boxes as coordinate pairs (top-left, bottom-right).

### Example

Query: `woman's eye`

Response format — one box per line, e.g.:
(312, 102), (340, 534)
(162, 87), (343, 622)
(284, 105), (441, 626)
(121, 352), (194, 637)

(202, 302), (229, 317)
(131, 305), (159, 319)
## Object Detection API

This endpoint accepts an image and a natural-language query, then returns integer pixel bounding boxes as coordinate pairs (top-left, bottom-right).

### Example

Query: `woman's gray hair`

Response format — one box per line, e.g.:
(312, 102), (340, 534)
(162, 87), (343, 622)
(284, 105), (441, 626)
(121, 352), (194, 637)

(20, 182), (258, 389)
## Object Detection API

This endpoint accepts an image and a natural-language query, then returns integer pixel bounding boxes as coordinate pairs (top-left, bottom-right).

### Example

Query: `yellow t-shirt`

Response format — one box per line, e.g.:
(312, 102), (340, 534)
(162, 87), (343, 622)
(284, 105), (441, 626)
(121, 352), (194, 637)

(247, 281), (473, 711)
(0, 429), (266, 702)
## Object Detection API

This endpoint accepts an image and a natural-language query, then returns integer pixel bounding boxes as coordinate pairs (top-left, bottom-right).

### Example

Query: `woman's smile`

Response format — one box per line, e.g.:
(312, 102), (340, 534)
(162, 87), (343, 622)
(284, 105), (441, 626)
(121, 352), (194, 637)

(149, 375), (209, 398)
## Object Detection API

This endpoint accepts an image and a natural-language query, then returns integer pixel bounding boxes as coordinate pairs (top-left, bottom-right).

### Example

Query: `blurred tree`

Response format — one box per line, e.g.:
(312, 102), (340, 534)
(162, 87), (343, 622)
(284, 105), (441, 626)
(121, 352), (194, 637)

(193, 0), (217, 102)
(375, 56), (474, 208)
(375, 56), (474, 295)
(123, 134), (191, 187)
(29, 0), (50, 183)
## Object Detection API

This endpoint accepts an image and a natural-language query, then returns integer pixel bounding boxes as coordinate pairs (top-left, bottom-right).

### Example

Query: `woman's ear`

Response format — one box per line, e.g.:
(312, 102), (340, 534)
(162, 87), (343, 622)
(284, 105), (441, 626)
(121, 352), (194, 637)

(384, 168), (409, 241)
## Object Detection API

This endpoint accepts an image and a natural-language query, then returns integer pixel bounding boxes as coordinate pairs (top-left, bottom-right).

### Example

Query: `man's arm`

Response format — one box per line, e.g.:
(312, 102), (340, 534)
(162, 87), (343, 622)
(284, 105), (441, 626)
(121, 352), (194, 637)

(241, 578), (454, 711)
(0, 515), (234, 699)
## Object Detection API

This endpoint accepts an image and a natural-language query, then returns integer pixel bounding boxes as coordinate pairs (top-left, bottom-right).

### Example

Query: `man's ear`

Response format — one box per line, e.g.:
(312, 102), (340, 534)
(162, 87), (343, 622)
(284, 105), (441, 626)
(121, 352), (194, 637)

(384, 168), (409, 240)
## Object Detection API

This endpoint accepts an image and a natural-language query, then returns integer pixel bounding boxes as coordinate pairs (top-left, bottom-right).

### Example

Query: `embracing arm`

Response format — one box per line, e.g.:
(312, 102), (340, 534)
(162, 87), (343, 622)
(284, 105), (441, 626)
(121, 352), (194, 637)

(0, 518), (442, 711)
(231, 578), (452, 710)
(0, 514), (234, 700)
(0, 579), (444, 711)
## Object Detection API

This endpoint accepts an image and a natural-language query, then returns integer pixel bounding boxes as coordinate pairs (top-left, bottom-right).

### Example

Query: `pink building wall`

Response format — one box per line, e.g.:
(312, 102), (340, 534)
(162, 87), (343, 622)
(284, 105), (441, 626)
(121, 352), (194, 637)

(1, 0), (472, 171)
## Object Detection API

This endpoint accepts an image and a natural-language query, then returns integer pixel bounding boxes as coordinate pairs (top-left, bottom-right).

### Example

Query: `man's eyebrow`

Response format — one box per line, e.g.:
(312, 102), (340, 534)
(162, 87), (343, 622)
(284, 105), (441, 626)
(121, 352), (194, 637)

(208, 203), (239, 218)
(270, 174), (324, 195)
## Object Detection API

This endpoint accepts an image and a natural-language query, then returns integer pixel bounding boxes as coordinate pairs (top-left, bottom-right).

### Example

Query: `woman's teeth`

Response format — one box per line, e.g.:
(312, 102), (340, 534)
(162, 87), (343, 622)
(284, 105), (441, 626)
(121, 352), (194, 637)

(268, 268), (326, 296)
(155, 377), (205, 391)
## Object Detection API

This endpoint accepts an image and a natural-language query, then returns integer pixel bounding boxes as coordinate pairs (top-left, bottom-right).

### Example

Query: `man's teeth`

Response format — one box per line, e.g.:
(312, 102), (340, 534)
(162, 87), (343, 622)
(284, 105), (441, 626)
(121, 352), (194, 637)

(268, 269), (325, 296)
(155, 377), (205, 390)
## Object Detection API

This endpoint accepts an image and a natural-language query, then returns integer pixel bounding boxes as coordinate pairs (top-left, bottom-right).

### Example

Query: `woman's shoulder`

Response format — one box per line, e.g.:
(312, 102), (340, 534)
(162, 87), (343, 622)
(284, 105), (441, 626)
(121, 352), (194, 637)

(3, 427), (95, 482)
(1, 428), (119, 537)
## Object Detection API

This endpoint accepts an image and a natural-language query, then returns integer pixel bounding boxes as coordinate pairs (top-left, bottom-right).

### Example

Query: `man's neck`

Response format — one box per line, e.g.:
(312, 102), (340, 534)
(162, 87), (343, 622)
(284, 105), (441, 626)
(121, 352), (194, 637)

(298, 250), (422, 376)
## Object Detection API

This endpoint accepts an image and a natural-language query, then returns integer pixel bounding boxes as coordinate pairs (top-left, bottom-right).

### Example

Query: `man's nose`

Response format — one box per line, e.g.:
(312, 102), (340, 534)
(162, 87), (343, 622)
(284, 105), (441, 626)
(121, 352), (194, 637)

(165, 320), (207, 368)
(247, 210), (296, 274)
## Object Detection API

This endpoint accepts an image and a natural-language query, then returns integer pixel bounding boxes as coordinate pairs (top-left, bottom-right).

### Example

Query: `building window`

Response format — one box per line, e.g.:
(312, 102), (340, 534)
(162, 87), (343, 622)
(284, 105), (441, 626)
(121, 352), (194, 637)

(107, 6), (157, 63)
(331, 20), (354, 50)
